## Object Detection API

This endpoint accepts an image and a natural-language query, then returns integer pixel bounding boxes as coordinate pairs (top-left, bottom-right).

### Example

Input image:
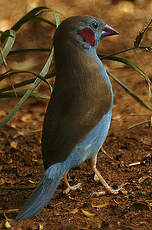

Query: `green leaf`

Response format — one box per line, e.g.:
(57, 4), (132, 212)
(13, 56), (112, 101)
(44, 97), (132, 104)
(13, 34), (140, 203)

(101, 54), (151, 86)
(108, 71), (152, 111)
(11, 7), (49, 32)
(0, 47), (54, 128)
(134, 19), (152, 48)
(0, 30), (16, 65)
(0, 70), (52, 90)
(0, 91), (49, 99)
(101, 54), (152, 101)
(51, 9), (60, 27)
(0, 70), (56, 93)
(0, 30), (14, 43)
(134, 31), (144, 48)
(10, 6), (61, 32)
(31, 16), (56, 27)
(0, 71), (55, 93)
(0, 10), (61, 127)
(8, 48), (51, 56)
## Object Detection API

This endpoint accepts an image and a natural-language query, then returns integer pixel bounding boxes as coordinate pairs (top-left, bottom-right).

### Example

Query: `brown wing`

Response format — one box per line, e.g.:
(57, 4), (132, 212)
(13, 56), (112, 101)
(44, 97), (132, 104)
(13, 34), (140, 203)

(42, 43), (112, 169)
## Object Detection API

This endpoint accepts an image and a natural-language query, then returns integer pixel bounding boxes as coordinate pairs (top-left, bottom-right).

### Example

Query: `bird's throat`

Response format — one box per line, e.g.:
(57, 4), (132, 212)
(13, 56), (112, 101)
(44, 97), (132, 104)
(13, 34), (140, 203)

(78, 28), (95, 46)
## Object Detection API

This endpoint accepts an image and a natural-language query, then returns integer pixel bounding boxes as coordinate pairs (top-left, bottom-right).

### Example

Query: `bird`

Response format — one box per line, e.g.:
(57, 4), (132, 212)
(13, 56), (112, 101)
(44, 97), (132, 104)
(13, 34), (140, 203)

(15, 15), (119, 222)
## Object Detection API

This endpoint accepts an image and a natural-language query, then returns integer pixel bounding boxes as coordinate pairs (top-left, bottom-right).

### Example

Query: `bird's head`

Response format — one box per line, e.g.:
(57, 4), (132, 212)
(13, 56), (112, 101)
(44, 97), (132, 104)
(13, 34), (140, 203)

(54, 16), (119, 50)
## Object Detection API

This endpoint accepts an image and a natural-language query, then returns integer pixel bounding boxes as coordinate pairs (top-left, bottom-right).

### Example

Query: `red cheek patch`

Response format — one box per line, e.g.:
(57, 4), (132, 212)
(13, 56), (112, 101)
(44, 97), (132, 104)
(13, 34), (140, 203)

(78, 28), (95, 47)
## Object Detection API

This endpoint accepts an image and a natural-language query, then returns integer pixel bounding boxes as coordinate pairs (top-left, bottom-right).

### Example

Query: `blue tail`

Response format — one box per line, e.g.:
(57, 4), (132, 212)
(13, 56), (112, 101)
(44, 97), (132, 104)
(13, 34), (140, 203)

(15, 174), (62, 222)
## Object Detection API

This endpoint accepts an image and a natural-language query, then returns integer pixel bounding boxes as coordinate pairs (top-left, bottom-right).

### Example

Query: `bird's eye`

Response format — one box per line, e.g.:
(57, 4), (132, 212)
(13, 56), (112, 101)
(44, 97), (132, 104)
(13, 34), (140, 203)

(92, 22), (98, 29)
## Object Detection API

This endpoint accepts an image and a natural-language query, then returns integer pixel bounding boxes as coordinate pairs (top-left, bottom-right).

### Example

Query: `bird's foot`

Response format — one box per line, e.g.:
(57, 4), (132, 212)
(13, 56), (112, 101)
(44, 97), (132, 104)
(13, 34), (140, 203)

(63, 182), (82, 194)
(91, 155), (126, 196)
(92, 184), (125, 196)
(63, 173), (82, 194)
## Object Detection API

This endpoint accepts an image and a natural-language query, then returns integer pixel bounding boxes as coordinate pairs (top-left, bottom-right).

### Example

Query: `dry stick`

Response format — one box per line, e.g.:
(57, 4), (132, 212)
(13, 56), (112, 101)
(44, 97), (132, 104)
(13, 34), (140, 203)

(0, 209), (19, 214)
(128, 119), (151, 129)
(101, 147), (115, 161)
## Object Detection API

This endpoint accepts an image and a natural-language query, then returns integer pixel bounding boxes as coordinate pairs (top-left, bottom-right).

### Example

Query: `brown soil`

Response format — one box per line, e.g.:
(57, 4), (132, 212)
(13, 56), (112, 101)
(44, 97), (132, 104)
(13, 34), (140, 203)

(0, 1), (152, 229)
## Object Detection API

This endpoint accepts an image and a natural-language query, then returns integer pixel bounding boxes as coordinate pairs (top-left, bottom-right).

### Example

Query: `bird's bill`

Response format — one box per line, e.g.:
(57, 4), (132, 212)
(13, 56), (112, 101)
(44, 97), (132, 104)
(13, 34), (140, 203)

(101, 24), (119, 37)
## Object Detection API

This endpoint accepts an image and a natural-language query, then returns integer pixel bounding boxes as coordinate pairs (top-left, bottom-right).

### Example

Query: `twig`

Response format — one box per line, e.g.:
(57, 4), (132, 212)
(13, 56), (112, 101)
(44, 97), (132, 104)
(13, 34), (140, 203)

(128, 162), (142, 167)
(101, 147), (115, 161)
(128, 119), (151, 129)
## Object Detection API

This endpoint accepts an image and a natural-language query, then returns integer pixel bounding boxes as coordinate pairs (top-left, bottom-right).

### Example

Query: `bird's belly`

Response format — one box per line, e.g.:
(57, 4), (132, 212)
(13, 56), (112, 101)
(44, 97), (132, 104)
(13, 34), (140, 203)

(65, 109), (112, 168)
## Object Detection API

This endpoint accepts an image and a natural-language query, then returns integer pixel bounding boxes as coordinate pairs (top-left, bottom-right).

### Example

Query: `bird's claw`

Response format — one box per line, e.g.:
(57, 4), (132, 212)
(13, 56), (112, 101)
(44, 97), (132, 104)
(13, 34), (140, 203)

(63, 182), (82, 194)
(92, 184), (125, 196)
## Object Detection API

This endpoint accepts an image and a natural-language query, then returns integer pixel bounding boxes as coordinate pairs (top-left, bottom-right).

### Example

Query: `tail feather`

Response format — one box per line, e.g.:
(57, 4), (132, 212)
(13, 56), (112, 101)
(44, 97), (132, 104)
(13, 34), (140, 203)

(15, 174), (62, 222)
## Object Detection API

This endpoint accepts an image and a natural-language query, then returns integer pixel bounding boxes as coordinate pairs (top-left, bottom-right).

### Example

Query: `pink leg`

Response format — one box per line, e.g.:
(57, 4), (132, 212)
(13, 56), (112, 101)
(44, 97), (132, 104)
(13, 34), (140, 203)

(63, 172), (82, 194)
(91, 154), (124, 195)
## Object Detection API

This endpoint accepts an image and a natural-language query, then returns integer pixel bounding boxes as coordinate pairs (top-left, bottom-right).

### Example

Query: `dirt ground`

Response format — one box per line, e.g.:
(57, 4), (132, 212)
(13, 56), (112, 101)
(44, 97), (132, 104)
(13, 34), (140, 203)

(0, 1), (152, 229)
